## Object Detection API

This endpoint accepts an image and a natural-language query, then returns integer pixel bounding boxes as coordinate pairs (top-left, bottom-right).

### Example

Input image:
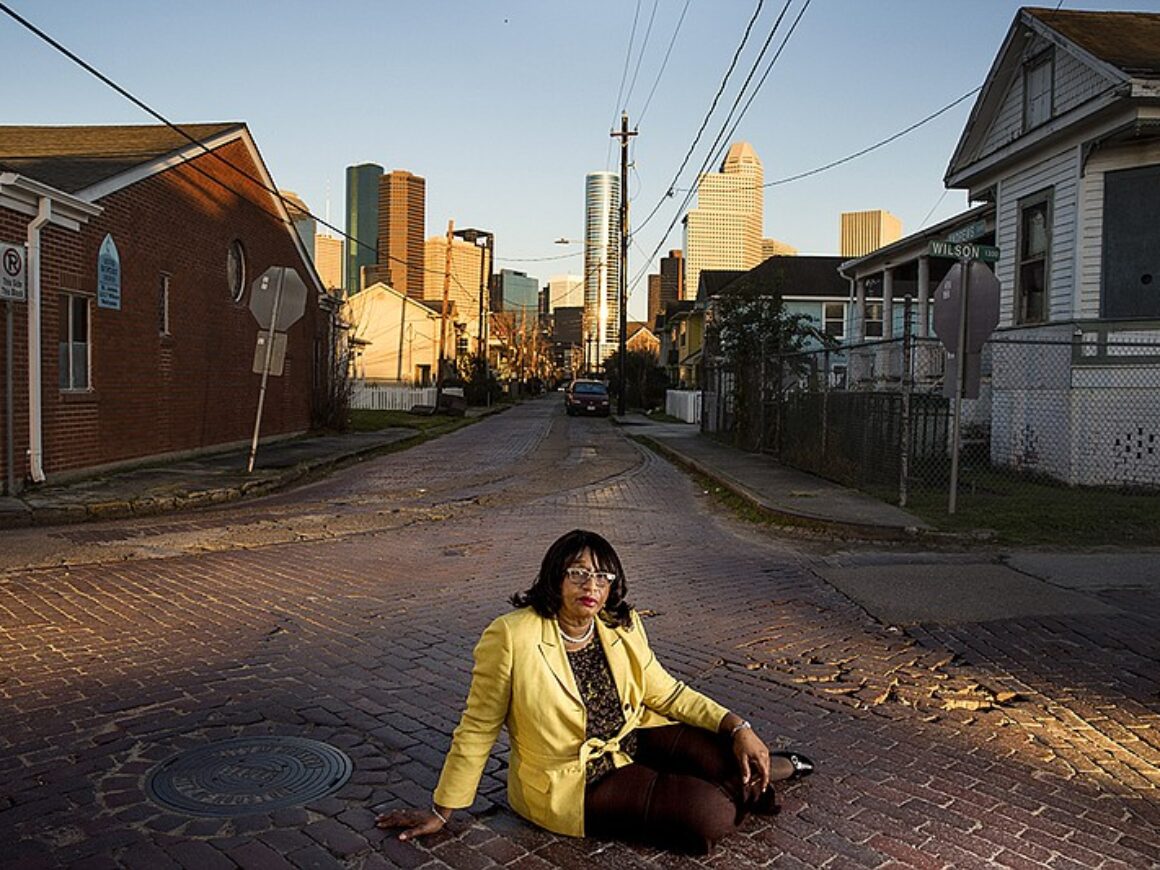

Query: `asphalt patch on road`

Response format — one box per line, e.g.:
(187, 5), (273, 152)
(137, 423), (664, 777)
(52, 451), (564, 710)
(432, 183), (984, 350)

(817, 563), (1119, 625)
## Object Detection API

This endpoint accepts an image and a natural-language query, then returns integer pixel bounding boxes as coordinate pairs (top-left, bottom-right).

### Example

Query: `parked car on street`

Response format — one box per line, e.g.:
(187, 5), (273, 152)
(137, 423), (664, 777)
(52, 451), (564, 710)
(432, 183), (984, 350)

(564, 379), (611, 417)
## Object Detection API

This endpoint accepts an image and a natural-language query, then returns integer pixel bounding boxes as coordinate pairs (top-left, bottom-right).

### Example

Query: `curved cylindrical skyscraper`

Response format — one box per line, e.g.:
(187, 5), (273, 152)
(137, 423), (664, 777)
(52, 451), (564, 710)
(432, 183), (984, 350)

(583, 171), (621, 372)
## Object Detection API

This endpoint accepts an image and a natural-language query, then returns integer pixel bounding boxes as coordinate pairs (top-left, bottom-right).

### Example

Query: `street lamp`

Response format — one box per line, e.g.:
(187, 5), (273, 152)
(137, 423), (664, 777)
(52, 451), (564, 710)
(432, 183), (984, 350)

(453, 228), (494, 403)
(555, 237), (606, 380)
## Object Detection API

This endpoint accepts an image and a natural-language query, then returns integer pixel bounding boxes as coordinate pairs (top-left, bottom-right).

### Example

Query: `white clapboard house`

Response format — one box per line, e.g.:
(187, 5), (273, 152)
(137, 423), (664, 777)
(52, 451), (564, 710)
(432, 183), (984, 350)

(847, 8), (1160, 488)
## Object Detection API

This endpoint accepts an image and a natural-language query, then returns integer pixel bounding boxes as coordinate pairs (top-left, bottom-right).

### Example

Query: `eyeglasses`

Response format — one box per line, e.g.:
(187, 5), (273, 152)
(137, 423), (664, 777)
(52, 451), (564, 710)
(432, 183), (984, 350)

(564, 567), (617, 587)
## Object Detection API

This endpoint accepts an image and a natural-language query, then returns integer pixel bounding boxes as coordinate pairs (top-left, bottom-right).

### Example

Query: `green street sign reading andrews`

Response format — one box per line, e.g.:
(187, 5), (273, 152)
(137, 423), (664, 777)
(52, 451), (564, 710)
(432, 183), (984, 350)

(946, 219), (987, 244)
(928, 240), (1000, 262)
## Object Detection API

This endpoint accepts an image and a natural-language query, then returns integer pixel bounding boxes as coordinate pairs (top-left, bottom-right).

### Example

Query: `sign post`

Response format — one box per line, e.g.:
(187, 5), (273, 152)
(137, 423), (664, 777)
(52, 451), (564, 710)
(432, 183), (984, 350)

(1, 242), (26, 496)
(246, 266), (308, 473)
(948, 259), (971, 515)
(930, 240), (1001, 515)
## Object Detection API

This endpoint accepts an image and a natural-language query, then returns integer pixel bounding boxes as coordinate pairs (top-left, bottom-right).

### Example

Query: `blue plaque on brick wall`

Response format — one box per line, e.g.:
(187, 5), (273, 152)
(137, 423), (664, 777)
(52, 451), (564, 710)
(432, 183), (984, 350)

(97, 234), (121, 310)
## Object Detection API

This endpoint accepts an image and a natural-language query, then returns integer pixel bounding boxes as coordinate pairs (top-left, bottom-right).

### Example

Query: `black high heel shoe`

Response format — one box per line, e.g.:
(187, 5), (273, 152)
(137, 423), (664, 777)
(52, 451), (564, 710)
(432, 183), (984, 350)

(746, 751), (816, 818)
(770, 750), (815, 782)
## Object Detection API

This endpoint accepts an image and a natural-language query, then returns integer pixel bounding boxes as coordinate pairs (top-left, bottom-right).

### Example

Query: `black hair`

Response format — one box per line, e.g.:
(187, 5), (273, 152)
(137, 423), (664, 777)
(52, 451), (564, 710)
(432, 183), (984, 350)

(510, 529), (634, 629)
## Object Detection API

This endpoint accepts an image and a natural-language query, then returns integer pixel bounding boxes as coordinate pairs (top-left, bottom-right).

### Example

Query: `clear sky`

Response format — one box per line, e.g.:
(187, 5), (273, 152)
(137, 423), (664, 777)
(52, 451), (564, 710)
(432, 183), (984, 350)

(6, 0), (1159, 319)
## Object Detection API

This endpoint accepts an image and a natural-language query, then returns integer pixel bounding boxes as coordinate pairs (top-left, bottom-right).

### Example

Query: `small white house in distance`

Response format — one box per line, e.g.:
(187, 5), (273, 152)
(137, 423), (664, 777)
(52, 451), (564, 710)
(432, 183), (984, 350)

(943, 7), (1160, 487)
(342, 282), (456, 386)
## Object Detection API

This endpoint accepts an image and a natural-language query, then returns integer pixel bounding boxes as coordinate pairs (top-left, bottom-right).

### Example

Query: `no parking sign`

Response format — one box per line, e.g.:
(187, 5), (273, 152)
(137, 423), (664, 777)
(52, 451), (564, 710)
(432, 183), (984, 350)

(0, 242), (25, 302)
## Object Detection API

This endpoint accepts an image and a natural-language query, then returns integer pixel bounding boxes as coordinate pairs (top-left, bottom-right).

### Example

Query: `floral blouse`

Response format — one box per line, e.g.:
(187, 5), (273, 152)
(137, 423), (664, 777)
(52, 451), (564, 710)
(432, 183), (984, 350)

(567, 640), (638, 784)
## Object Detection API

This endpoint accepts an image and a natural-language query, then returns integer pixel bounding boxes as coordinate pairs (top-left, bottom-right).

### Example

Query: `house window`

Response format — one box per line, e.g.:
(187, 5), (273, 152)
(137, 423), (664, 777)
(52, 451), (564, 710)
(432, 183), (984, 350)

(59, 294), (90, 390)
(227, 239), (246, 302)
(864, 302), (883, 338)
(823, 302), (845, 338)
(1024, 52), (1053, 131)
(1016, 192), (1052, 324)
(158, 273), (171, 335)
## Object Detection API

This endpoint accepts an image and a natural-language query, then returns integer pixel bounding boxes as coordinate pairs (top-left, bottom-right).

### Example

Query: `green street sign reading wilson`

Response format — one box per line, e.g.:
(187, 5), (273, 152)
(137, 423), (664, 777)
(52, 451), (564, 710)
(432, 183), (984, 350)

(928, 240), (1000, 262)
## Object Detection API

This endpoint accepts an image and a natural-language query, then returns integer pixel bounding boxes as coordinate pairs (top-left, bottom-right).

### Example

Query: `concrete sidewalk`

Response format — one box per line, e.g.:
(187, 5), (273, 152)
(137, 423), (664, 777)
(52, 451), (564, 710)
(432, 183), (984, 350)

(622, 413), (1160, 627)
(623, 414), (932, 540)
(0, 424), (437, 529)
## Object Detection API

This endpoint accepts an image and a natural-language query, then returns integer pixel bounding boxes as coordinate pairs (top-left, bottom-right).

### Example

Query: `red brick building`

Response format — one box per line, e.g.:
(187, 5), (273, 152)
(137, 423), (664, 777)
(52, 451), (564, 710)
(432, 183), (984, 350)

(0, 123), (326, 492)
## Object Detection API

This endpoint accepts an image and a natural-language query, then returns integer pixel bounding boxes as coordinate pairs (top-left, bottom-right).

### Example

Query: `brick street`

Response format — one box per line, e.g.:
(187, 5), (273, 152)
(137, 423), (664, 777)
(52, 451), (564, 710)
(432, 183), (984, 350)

(1, 400), (1158, 868)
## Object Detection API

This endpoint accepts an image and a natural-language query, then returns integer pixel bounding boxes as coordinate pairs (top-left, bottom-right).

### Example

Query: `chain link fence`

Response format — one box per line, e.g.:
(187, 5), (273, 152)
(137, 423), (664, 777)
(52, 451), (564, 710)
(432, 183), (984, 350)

(703, 315), (1160, 513)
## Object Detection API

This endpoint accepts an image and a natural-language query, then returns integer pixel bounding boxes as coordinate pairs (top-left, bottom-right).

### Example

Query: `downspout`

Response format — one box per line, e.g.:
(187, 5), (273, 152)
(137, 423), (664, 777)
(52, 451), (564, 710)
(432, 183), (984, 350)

(27, 197), (51, 483)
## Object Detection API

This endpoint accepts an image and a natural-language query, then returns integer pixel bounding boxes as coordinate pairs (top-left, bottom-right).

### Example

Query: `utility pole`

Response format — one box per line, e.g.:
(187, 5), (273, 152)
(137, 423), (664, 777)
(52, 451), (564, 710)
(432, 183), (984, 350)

(437, 219), (454, 390)
(611, 112), (636, 416)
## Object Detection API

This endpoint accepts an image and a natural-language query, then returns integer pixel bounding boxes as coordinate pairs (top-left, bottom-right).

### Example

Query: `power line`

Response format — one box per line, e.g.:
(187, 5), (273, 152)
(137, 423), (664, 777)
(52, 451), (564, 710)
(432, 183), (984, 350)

(917, 188), (951, 230)
(764, 87), (980, 187)
(622, 0), (661, 116)
(650, 0), (796, 230)
(0, 4), (359, 239)
(636, 0), (693, 126)
(0, 1), (479, 293)
(497, 251), (581, 264)
(632, 0), (767, 235)
(630, 0), (806, 291)
(608, 0), (643, 168)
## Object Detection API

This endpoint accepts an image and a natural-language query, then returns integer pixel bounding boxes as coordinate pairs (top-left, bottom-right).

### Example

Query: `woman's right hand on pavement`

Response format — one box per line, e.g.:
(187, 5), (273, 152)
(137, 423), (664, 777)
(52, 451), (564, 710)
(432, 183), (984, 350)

(375, 807), (448, 841)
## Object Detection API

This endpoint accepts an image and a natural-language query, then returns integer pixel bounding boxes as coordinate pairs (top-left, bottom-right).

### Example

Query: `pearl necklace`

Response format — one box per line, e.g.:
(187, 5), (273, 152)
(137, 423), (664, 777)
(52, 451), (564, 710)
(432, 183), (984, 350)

(559, 619), (595, 644)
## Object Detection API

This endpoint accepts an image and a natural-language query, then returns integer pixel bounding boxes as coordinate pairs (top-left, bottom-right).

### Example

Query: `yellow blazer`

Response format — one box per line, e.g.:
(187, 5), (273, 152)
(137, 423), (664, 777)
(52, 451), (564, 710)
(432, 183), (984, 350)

(432, 607), (729, 837)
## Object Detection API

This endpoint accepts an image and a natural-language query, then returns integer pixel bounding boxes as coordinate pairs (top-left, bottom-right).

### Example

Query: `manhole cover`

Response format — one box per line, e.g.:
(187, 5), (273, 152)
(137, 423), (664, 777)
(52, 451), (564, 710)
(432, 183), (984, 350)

(146, 736), (352, 816)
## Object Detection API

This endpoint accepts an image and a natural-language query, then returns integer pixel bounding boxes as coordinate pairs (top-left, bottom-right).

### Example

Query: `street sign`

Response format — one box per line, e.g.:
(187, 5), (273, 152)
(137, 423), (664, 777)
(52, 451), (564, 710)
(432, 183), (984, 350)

(247, 266), (307, 474)
(97, 234), (122, 310)
(934, 262), (1000, 401)
(252, 331), (287, 376)
(943, 351), (982, 401)
(928, 240), (1000, 262)
(249, 266), (307, 332)
(946, 220), (987, 244)
(0, 242), (25, 301)
(933, 261), (1001, 356)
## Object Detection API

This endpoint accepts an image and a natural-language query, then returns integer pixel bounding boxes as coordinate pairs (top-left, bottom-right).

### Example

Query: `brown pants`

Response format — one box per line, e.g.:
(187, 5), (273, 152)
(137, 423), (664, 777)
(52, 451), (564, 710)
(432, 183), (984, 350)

(584, 724), (769, 854)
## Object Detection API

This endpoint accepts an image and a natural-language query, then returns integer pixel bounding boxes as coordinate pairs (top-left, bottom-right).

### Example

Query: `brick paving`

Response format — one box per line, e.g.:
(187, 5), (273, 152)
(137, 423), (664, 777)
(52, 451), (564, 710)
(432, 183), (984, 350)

(1, 400), (1158, 868)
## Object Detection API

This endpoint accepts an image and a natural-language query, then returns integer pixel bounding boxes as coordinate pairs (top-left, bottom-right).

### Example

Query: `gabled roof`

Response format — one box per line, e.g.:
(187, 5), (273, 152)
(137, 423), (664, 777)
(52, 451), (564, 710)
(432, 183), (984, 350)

(715, 256), (847, 300)
(0, 123), (243, 194)
(626, 321), (655, 341)
(945, 7), (1160, 186)
(347, 283), (445, 320)
(697, 270), (746, 300)
(1028, 8), (1160, 76)
(0, 122), (326, 298)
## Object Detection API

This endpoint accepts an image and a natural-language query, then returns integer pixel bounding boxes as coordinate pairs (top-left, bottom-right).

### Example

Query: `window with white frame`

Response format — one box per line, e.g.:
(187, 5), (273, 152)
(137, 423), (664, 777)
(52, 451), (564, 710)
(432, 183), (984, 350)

(59, 294), (90, 390)
(823, 302), (845, 338)
(158, 273), (171, 335)
(864, 302), (883, 338)
(1016, 192), (1051, 324)
(1023, 51), (1053, 131)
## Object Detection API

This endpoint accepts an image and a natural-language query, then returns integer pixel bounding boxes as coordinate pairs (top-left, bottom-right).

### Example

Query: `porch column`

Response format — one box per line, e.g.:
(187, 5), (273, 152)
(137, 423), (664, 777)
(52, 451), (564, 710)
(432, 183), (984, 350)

(854, 277), (866, 343)
(882, 267), (894, 340)
(917, 255), (930, 337)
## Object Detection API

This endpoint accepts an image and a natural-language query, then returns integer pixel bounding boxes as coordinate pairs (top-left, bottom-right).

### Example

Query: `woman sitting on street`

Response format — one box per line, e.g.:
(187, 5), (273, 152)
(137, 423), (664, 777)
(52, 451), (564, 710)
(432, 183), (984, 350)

(376, 528), (814, 855)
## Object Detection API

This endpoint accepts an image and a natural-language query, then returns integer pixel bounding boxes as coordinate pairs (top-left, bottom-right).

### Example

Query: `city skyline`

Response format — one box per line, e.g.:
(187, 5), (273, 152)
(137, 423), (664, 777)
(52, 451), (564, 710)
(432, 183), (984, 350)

(8, 0), (1159, 321)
